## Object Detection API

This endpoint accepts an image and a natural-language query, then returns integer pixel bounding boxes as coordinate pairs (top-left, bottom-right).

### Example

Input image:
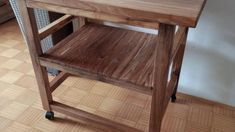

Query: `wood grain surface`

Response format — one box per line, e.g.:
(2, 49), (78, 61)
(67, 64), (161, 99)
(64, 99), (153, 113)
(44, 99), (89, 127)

(27, 0), (207, 27)
(39, 23), (158, 94)
(17, 0), (207, 131)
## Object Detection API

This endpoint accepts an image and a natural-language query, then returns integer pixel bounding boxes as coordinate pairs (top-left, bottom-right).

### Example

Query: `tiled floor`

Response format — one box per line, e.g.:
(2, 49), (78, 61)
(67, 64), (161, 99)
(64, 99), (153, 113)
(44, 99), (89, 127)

(0, 20), (235, 132)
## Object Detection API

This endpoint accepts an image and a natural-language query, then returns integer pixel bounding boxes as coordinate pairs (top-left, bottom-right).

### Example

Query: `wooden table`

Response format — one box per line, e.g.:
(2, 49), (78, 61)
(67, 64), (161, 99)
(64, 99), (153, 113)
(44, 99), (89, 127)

(18, 0), (206, 131)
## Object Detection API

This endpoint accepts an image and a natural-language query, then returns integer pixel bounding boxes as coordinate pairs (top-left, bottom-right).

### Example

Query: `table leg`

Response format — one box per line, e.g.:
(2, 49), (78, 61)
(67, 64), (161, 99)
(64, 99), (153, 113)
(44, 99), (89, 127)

(17, 0), (53, 112)
(171, 27), (189, 102)
(149, 23), (176, 132)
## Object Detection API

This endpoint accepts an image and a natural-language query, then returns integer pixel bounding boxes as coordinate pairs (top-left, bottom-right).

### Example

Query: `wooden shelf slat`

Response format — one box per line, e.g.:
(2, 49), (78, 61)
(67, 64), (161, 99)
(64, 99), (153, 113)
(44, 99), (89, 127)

(39, 24), (159, 94)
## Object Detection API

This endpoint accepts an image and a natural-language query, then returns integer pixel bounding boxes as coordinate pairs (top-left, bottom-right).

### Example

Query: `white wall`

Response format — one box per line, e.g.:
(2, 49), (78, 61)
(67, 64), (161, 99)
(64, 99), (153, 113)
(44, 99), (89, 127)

(105, 0), (235, 106)
(179, 0), (235, 106)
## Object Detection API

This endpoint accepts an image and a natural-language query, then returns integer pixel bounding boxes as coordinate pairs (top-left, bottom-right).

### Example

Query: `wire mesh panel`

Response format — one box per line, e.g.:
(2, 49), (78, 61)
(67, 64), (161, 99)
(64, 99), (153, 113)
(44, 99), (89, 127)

(9, 0), (58, 75)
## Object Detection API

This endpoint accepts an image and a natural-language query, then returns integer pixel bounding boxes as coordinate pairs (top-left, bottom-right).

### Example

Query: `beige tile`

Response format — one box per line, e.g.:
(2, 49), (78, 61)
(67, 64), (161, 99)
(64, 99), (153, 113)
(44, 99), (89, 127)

(72, 78), (96, 91)
(0, 45), (7, 53)
(62, 76), (79, 87)
(52, 84), (69, 97)
(165, 103), (189, 119)
(0, 96), (12, 111)
(0, 102), (28, 120)
(0, 71), (24, 84)
(0, 68), (9, 78)
(13, 43), (27, 50)
(31, 98), (44, 111)
(107, 86), (130, 101)
(14, 75), (38, 90)
(13, 52), (31, 63)
(16, 90), (40, 105)
(0, 59), (23, 70)
(0, 80), (9, 92)
(125, 91), (149, 107)
(0, 56), (8, 64)
(4, 122), (31, 132)
(26, 69), (35, 77)
(54, 119), (77, 132)
(116, 103), (143, 122)
(187, 104), (213, 127)
(0, 116), (12, 131)
(80, 94), (105, 109)
(0, 84), (26, 100)
(162, 116), (186, 132)
(59, 88), (87, 106)
(135, 123), (148, 132)
(213, 106), (235, 118)
(17, 107), (43, 126)
(0, 39), (19, 48)
(14, 62), (33, 73)
(90, 82), (112, 96)
(185, 121), (211, 132)
(98, 98), (123, 115)
(34, 117), (60, 132)
(138, 110), (150, 125)
(212, 114), (235, 132)
(0, 49), (21, 58)
(28, 128), (43, 132)
(70, 123), (97, 132)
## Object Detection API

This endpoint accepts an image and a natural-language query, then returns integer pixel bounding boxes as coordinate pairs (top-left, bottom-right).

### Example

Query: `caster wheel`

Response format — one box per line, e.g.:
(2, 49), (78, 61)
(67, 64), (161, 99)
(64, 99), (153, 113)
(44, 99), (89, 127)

(171, 95), (177, 103)
(45, 111), (54, 120)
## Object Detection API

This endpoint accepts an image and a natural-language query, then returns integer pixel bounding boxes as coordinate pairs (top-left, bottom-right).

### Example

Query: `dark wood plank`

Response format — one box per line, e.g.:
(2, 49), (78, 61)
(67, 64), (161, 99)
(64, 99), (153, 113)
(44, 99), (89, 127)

(39, 24), (158, 94)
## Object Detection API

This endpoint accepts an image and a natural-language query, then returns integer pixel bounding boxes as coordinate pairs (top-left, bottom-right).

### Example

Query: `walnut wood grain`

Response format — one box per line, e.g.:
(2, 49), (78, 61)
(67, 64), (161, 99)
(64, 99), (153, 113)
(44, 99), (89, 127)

(171, 27), (187, 61)
(39, 24), (158, 94)
(18, 0), (53, 111)
(27, 0), (207, 27)
(38, 15), (74, 40)
(26, 1), (160, 29)
(171, 27), (189, 101)
(18, 0), (206, 131)
(150, 23), (176, 132)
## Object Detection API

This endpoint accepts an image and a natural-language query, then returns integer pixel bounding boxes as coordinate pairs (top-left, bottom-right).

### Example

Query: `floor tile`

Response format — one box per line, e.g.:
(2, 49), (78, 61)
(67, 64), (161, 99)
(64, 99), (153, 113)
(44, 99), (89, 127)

(0, 71), (24, 83)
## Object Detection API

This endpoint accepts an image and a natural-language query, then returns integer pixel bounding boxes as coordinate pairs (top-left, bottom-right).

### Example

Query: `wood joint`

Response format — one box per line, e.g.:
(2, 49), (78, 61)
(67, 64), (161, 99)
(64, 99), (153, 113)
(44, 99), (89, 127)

(49, 72), (70, 92)
(39, 14), (74, 40)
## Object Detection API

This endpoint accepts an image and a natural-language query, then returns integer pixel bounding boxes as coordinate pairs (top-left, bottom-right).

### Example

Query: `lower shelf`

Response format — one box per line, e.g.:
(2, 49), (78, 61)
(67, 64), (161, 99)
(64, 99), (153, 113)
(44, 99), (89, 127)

(39, 23), (159, 94)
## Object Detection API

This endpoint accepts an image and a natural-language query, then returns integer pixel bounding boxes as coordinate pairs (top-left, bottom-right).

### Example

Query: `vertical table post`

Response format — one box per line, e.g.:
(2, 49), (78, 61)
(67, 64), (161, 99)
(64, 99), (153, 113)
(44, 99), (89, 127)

(149, 23), (175, 132)
(171, 27), (189, 102)
(17, 0), (53, 111)
(72, 17), (86, 32)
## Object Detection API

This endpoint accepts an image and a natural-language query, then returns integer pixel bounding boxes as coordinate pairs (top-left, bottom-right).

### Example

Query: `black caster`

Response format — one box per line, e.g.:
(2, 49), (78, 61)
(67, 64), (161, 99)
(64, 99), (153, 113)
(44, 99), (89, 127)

(171, 95), (177, 103)
(45, 111), (54, 120)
